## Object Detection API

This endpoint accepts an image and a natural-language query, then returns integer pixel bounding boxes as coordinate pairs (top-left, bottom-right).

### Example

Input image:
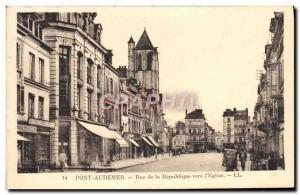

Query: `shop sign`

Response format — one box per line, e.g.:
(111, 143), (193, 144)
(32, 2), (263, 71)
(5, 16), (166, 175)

(29, 118), (55, 129)
(17, 124), (37, 134)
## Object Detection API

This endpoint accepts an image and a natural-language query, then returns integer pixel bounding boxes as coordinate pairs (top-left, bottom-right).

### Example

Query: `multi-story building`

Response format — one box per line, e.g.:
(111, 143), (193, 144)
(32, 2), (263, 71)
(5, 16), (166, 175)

(234, 108), (248, 150)
(222, 109), (235, 147)
(254, 12), (284, 169)
(222, 108), (248, 149)
(15, 12), (166, 170)
(207, 126), (215, 150)
(41, 12), (128, 167)
(214, 131), (223, 150)
(17, 13), (55, 172)
(184, 109), (208, 153)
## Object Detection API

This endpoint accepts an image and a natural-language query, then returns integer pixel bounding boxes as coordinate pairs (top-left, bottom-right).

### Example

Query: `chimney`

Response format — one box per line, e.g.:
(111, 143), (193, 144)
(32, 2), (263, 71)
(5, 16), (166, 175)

(233, 108), (236, 112)
(185, 109), (187, 115)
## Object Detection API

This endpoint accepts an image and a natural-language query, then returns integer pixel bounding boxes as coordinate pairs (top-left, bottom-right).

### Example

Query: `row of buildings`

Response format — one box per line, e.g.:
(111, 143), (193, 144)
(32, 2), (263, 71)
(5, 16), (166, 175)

(253, 12), (284, 169)
(221, 12), (284, 170)
(172, 109), (222, 153)
(16, 12), (170, 172)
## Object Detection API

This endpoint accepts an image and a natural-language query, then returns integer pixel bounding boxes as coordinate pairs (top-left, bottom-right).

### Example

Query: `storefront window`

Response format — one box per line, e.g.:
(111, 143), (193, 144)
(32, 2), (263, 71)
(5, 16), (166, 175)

(38, 134), (49, 161)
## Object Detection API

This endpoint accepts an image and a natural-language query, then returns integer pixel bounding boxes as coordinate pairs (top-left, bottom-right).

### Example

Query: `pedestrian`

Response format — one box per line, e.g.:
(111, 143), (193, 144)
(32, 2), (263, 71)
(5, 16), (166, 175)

(239, 150), (247, 171)
(245, 151), (251, 171)
(59, 149), (67, 172)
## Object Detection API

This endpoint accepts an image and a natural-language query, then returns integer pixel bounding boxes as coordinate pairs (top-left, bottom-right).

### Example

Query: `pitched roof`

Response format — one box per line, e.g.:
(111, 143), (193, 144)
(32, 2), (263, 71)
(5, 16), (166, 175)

(185, 109), (205, 119)
(128, 36), (135, 43)
(135, 29), (153, 50)
(223, 109), (234, 117)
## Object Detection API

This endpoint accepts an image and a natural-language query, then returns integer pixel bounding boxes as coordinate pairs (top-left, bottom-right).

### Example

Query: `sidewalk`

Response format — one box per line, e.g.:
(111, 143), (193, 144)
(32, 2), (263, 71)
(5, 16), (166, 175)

(110, 153), (171, 170)
(48, 153), (172, 172)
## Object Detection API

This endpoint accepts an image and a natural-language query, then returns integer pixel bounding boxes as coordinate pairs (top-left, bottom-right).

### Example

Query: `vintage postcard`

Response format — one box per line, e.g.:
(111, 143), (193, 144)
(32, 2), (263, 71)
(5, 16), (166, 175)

(6, 6), (294, 189)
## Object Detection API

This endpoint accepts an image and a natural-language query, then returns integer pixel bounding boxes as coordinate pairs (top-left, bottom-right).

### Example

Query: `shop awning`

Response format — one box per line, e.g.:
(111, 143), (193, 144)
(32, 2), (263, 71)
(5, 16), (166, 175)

(147, 136), (160, 147)
(128, 138), (140, 147)
(17, 134), (30, 142)
(78, 121), (129, 147)
(115, 139), (129, 147)
(142, 137), (153, 146)
(78, 121), (115, 139)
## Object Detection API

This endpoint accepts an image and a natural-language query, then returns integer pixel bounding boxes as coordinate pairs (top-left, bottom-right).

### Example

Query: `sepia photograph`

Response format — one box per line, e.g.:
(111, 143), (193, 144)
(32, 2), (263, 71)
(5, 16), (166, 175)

(6, 6), (294, 189)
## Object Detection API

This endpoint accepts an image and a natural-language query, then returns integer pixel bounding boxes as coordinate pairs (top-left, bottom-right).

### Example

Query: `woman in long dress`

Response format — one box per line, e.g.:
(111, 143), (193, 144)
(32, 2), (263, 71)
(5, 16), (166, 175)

(245, 152), (251, 171)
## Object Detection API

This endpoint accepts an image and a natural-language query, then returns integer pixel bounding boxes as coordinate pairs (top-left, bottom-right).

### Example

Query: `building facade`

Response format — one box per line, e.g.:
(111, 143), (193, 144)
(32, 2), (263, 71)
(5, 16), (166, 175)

(222, 108), (248, 149)
(17, 13), (55, 172)
(15, 12), (167, 171)
(184, 109), (208, 153)
(254, 12), (284, 169)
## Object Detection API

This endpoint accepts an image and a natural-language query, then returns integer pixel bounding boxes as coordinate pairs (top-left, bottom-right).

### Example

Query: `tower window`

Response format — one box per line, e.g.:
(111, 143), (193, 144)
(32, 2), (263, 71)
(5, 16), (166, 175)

(138, 54), (142, 70)
(147, 52), (153, 70)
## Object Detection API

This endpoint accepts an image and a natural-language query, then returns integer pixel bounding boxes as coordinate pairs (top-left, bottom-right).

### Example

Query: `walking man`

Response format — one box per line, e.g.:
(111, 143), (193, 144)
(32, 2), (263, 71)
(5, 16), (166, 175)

(239, 149), (247, 171)
(59, 149), (67, 172)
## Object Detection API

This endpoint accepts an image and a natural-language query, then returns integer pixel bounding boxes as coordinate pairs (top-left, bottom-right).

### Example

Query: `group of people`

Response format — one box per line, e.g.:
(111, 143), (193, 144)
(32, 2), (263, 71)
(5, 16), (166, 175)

(223, 149), (249, 171)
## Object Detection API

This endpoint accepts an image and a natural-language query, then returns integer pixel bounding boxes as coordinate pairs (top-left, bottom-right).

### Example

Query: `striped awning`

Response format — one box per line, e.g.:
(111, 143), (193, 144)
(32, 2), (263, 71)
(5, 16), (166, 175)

(142, 137), (153, 146)
(78, 121), (129, 147)
(147, 136), (159, 147)
(115, 139), (129, 147)
(128, 138), (140, 147)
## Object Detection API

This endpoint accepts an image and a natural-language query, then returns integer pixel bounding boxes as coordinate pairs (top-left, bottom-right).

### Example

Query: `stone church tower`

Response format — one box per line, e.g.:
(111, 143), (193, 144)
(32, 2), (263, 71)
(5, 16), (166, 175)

(128, 29), (159, 94)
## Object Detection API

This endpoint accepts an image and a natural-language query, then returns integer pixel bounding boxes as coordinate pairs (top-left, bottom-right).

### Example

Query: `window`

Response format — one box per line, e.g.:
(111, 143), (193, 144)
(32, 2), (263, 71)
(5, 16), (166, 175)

(16, 43), (22, 69)
(97, 94), (101, 121)
(28, 93), (35, 118)
(227, 118), (230, 122)
(123, 104), (127, 115)
(87, 59), (93, 84)
(138, 54), (142, 70)
(110, 78), (113, 95)
(59, 81), (69, 116)
(77, 52), (83, 79)
(17, 85), (24, 113)
(105, 76), (109, 94)
(59, 46), (70, 77)
(28, 18), (33, 31)
(193, 129), (196, 133)
(38, 97), (44, 119)
(87, 90), (92, 120)
(189, 129), (191, 134)
(248, 128), (250, 133)
(39, 58), (44, 83)
(38, 26), (43, 40)
(147, 52), (153, 70)
(97, 66), (101, 88)
(77, 85), (81, 110)
(29, 53), (35, 80)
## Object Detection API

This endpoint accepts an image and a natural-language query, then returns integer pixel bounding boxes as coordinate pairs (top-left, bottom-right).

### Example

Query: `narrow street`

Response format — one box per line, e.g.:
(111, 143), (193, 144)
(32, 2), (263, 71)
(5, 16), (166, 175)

(118, 152), (225, 172)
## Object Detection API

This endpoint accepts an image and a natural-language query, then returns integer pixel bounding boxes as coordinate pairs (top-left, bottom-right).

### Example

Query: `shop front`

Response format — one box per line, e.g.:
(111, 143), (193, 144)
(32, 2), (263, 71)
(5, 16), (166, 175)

(141, 136), (153, 157)
(127, 138), (140, 159)
(77, 121), (129, 167)
(17, 120), (54, 173)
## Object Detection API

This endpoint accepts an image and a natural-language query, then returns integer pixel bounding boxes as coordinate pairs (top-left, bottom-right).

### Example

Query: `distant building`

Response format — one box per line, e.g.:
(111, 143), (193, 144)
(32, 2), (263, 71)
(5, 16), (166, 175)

(222, 108), (248, 149)
(214, 131), (223, 150)
(184, 109), (208, 152)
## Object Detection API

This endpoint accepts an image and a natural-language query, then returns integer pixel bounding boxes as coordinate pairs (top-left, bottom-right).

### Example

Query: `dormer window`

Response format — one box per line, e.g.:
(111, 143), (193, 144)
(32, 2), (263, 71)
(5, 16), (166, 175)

(28, 18), (33, 32)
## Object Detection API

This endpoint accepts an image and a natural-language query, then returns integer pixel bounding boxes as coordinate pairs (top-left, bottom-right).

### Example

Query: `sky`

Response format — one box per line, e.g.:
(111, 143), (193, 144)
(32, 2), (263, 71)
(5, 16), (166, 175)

(95, 7), (278, 132)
